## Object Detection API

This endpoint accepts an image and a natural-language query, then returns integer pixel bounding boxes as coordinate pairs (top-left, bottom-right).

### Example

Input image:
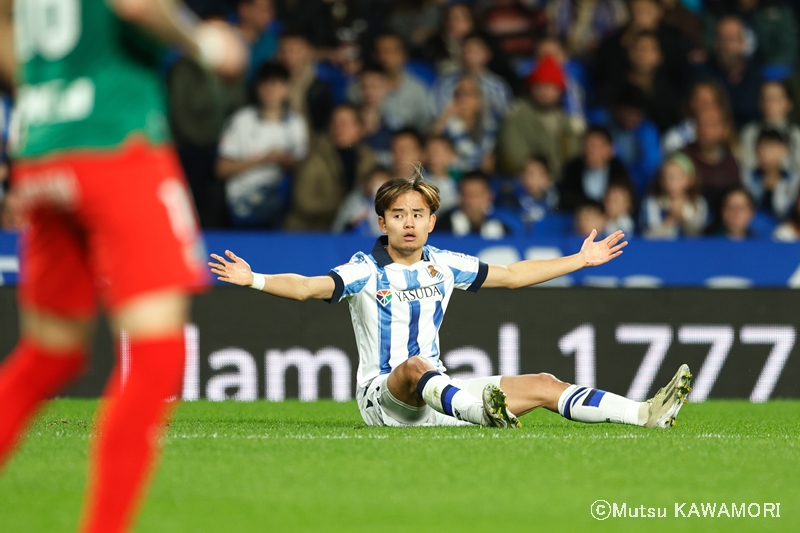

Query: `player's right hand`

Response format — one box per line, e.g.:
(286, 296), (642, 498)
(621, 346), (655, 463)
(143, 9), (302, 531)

(196, 22), (248, 78)
(209, 250), (254, 286)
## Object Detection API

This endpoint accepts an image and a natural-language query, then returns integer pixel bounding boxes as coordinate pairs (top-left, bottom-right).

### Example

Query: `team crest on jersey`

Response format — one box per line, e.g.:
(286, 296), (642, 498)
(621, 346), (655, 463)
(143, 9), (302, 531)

(376, 289), (393, 306)
(427, 265), (443, 279)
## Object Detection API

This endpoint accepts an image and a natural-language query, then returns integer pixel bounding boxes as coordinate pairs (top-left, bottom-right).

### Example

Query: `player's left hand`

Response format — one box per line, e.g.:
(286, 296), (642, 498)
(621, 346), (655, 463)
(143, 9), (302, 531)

(580, 229), (627, 267)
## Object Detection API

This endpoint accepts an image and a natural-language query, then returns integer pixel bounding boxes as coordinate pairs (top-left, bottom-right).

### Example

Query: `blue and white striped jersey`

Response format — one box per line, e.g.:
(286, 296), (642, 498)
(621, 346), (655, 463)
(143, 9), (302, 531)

(328, 236), (488, 389)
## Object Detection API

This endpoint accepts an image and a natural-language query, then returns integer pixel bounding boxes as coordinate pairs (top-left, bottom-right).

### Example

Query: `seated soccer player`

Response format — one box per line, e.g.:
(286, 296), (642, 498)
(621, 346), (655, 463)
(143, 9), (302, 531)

(209, 174), (692, 429)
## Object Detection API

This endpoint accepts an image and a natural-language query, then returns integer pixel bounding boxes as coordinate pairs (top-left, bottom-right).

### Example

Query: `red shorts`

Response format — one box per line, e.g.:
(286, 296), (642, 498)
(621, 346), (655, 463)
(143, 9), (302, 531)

(12, 140), (207, 316)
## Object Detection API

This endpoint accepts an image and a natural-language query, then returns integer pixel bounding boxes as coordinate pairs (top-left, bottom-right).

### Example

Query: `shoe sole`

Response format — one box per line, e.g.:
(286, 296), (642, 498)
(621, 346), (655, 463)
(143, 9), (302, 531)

(484, 385), (522, 429)
(653, 364), (693, 428)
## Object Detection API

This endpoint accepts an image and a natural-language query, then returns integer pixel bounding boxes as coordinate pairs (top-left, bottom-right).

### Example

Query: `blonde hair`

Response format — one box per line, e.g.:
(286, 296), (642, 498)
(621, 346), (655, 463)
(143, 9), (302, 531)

(374, 169), (441, 217)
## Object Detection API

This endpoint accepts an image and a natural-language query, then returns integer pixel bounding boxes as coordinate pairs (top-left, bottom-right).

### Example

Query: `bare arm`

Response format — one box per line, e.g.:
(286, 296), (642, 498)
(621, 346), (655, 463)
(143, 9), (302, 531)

(483, 230), (627, 289)
(208, 250), (335, 301)
(215, 157), (264, 180)
(216, 152), (298, 180)
(111, 0), (199, 52)
(0, 0), (12, 85)
(109, 0), (246, 77)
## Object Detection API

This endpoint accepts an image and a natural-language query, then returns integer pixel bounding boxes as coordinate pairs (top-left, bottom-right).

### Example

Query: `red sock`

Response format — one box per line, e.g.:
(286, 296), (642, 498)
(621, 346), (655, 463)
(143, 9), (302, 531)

(80, 334), (185, 533)
(0, 339), (85, 469)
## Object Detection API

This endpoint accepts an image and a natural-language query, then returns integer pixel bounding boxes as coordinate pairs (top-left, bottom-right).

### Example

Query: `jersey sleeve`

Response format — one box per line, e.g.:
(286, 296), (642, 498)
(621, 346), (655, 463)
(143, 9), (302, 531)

(326, 252), (373, 303)
(436, 250), (489, 292)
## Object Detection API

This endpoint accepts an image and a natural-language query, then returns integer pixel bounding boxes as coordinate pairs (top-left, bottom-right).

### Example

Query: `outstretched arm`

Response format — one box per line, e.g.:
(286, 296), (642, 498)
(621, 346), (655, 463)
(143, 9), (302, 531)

(483, 230), (627, 289)
(110, 0), (246, 77)
(208, 250), (335, 301)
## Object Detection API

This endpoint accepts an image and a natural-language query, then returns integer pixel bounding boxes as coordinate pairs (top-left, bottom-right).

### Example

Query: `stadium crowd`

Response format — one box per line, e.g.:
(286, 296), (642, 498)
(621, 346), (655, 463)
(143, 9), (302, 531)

(3, 0), (800, 241)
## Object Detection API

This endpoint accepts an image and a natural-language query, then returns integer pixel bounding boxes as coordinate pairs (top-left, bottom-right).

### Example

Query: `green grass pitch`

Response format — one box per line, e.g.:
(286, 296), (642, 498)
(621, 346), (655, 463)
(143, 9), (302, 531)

(1, 400), (798, 533)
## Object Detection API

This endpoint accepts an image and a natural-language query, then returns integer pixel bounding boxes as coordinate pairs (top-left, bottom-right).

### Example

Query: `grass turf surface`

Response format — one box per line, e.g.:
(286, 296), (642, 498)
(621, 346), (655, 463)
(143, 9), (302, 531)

(0, 400), (797, 533)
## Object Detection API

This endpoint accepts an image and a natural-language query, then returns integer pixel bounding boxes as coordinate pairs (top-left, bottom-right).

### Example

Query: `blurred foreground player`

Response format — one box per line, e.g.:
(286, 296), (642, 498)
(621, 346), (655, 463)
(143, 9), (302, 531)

(0, 1), (246, 532)
(210, 174), (693, 430)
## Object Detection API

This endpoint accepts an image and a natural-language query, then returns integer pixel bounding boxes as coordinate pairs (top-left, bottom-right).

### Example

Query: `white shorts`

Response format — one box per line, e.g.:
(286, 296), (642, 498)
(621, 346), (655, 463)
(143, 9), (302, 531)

(357, 374), (502, 427)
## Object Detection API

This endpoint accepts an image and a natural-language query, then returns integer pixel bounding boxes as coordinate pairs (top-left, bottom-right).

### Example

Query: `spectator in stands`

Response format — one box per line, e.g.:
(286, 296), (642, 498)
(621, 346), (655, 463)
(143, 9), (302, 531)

(559, 125), (634, 210)
(707, 186), (756, 239)
(497, 55), (579, 178)
(574, 200), (609, 236)
(701, 0), (798, 68)
(386, 0), (443, 53)
(365, 32), (433, 135)
(285, 105), (377, 230)
(216, 63), (308, 229)
(502, 155), (560, 233)
(332, 166), (392, 235)
(680, 106), (742, 217)
(430, 76), (499, 173)
(662, 80), (734, 153)
(593, 0), (689, 105)
(480, 0), (548, 64)
(604, 83), (663, 198)
(742, 129), (800, 220)
(167, 10), (249, 228)
(279, 31), (334, 134)
(390, 127), (426, 180)
(533, 36), (588, 134)
(423, 135), (460, 213)
(740, 81), (800, 176)
(659, 0), (703, 52)
(546, 0), (629, 60)
(352, 64), (395, 167)
(603, 181), (636, 235)
(693, 15), (763, 128)
(787, 69), (800, 127)
(422, 2), (516, 88)
(641, 153), (708, 238)
(435, 171), (520, 238)
(237, 0), (279, 81)
(279, 0), (368, 53)
(615, 31), (681, 132)
(773, 194), (800, 241)
(432, 32), (513, 121)
(421, 2), (476, 75)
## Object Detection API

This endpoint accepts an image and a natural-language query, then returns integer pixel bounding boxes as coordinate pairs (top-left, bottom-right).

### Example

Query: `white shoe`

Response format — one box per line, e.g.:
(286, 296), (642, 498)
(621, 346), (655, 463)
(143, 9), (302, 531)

(645, 364), (693, 428)
(482, 384), (521, 428)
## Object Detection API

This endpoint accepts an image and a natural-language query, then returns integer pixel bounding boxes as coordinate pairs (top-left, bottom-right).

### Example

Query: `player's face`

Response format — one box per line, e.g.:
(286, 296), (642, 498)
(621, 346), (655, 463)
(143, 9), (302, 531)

(378, 191), (436, 260)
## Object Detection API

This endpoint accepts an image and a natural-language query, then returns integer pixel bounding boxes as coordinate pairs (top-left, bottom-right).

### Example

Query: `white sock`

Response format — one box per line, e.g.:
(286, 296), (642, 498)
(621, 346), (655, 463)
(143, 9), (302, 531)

(416, 371), (485, 425)
(558, 385), (647, 426)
